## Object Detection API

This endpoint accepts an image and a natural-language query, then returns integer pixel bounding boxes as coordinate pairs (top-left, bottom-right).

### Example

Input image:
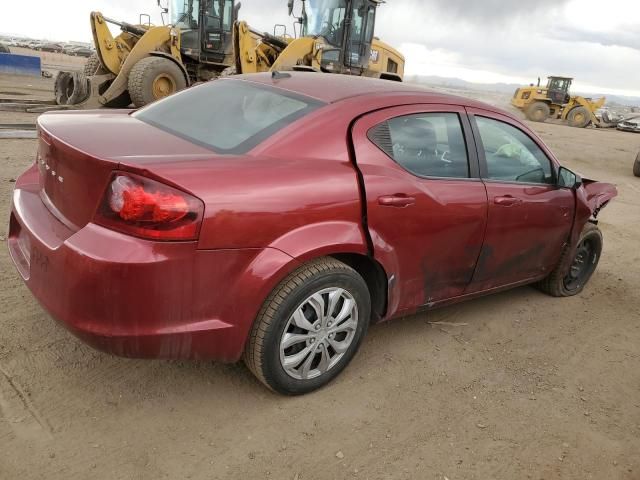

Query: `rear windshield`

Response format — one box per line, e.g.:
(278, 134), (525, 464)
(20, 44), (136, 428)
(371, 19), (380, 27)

(133, 79), (324, 154)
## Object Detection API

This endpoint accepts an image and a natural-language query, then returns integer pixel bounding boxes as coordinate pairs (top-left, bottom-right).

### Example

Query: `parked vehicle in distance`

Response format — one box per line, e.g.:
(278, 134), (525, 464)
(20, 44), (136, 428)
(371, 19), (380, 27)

(62, 45), (93, 57)
(38, 43), (63, 53)
(0, 42), (10, 54)
(7, 73), (617, 395)
(618, 116), (640, 133)
(71, 47), (94, 58)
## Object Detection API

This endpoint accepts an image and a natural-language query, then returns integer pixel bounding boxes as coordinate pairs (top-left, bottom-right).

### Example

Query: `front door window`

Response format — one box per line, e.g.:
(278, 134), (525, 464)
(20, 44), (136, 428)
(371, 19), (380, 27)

(475, 116), (554, 185)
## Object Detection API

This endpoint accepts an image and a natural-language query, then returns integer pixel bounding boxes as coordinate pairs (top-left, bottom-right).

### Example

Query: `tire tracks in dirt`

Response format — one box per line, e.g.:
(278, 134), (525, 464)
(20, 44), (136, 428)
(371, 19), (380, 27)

(0, 363), (53, 441)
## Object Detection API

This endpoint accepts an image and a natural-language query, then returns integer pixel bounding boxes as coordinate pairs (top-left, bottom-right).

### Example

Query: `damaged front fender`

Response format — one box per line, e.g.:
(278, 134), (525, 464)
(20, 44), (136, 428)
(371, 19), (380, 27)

(581, 179), (618, 218)
(557, 178), (617, 277)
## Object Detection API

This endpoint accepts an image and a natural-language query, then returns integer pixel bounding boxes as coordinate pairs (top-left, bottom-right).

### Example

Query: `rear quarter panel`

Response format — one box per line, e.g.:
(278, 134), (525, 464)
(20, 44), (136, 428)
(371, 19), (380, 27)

(135, 102), (371, 255)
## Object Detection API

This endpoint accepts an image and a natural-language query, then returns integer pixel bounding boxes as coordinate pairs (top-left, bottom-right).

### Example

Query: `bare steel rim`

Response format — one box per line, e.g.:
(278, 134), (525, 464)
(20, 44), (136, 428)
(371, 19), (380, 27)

(279, 287), (359, 381)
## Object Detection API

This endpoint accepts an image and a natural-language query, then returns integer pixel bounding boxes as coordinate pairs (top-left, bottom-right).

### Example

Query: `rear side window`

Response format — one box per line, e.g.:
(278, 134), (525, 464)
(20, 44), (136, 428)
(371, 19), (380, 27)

(369, 113), (470, 178)
(133, 79), (323, 154)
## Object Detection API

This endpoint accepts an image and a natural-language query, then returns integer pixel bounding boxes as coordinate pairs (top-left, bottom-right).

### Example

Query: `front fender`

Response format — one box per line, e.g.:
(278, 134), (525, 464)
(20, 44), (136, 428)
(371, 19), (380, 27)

(557, 180), (617, 276)
(582, 179), (618, 218)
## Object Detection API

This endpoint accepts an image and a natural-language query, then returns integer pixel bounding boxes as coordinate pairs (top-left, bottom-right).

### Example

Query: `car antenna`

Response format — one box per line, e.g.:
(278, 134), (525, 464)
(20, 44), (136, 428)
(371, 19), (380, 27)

(272, 71), (291, 80)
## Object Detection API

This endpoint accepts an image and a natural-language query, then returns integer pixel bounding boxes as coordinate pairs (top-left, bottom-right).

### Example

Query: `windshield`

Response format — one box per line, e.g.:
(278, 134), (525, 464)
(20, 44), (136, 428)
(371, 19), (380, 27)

(303, 0), (347, 46)
(548, 78), (571, 92)
(170, 0), (201, 29)
(133, 80), (324, 154)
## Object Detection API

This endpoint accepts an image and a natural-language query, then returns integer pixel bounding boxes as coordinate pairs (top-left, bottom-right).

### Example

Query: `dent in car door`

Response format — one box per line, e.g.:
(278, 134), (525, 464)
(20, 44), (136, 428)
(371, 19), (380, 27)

(467, 109), (575, 291)
(351, 105), (488, 318)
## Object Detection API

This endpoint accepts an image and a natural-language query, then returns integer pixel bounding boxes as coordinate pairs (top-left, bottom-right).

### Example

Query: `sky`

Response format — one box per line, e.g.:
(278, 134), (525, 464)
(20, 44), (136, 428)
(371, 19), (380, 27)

(2, 0), (640, 96)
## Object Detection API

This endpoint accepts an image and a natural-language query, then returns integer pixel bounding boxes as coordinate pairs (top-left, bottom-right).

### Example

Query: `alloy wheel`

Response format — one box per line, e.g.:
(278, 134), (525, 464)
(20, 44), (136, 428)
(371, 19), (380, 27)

(279, 288), (359, 380)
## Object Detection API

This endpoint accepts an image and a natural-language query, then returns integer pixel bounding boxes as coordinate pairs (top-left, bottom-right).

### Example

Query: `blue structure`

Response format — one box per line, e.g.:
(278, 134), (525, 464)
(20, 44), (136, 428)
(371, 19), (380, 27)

(0, 53), (41, 77)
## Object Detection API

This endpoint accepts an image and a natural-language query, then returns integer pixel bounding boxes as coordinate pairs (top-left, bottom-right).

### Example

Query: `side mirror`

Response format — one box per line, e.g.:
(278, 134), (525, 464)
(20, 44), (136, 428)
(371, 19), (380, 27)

(288, 0), (294, 16)
(558, 166), (582, 190)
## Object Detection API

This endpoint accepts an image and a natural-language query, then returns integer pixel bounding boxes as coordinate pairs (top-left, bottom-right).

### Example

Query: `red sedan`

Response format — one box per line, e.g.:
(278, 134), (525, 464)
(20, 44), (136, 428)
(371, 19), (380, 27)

(8, 73), (617, 394)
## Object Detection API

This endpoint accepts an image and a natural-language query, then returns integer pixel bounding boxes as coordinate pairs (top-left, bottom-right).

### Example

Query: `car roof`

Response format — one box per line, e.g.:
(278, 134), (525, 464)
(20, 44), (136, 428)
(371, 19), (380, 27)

(233, 72), (504, 112)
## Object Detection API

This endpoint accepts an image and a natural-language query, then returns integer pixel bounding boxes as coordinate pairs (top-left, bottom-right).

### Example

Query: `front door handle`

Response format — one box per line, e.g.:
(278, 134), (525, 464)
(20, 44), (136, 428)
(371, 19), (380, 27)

(378, 194), (416, 208)
(494, 195), (523, 207)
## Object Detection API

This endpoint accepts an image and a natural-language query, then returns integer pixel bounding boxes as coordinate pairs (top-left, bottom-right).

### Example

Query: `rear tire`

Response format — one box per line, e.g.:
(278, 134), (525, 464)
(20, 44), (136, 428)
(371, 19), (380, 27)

(537, 223), (603, 297)
(128, 57), (187, 108)
(567, 106), (591, 128)
(83, 53), (131, 108)
(633, 151), (640, 177)
(83, 53), (107, 76)
(244, 258), (371, 395)
(525, 102), (551, 122)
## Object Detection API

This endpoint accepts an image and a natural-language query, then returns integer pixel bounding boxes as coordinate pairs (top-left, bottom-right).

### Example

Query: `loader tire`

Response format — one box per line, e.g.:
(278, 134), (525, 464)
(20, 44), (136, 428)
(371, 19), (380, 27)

(567, 106), (591, 128)
(83, 53), (107, 76)
(525, 102), (550, 122)
(82, 54), (131, 108)
(54, 71), (90, 105)
(633, 151), (640, 178)
(128, 57), (187, 108)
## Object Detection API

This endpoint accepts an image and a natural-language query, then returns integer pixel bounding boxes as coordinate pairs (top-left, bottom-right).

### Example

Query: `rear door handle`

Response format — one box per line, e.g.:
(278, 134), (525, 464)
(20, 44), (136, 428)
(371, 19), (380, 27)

(378, 194), (416, 208)
(494, 195), (523, 207)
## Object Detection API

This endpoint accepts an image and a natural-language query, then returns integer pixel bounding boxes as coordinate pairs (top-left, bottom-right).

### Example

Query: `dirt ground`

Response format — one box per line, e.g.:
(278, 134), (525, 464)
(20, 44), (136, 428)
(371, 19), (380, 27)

(1, 76), (640, 480)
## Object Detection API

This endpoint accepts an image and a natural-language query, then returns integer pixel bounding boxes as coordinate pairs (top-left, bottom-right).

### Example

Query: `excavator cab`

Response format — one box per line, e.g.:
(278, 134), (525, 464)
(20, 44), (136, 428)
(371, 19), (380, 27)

(546, 76), (572, 105)
(167, 0), (240, 65)
(297, 0), (378, 75)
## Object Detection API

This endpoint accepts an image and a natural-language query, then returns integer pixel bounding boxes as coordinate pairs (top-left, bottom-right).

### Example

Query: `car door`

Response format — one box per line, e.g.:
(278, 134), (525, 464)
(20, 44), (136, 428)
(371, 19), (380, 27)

(466, 108), (575, 292)
(352, 105), (488, 317)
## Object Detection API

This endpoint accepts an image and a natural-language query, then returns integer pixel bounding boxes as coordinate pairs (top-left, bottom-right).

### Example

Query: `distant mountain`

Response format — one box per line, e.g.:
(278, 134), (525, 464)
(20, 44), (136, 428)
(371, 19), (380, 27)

(406, 75), (640, 108)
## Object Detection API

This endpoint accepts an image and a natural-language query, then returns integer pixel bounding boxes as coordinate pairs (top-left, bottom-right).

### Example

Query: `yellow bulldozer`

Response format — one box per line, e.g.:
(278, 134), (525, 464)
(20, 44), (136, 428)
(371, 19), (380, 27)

(54, 0), (404, 109)
(511, 76), (606, 128)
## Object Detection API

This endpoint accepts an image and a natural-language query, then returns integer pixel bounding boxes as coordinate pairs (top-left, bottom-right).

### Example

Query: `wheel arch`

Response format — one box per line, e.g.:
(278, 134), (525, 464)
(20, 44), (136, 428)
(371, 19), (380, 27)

(329, 253), (388, 322)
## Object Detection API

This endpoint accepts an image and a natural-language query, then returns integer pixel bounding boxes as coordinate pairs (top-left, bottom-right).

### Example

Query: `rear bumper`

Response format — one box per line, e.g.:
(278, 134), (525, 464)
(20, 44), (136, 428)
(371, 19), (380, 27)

(8, 180), (297, 362)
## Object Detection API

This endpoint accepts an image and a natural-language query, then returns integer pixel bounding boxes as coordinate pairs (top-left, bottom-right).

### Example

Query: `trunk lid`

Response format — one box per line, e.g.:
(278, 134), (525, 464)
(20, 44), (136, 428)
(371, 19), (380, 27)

(36, 111), (213, 230)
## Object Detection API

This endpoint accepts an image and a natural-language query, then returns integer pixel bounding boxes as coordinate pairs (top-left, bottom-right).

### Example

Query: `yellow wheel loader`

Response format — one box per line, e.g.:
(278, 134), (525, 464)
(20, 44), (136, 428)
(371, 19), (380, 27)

(55, 1), (242, 108)
(230, 0), (405, 81)
(511, 76), (607, 128)
(55, 0), (404, 109)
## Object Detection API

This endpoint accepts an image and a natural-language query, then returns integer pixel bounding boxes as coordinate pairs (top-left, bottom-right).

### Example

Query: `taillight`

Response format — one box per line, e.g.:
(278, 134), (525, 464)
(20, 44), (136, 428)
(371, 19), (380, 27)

(95, 172), (204, 241)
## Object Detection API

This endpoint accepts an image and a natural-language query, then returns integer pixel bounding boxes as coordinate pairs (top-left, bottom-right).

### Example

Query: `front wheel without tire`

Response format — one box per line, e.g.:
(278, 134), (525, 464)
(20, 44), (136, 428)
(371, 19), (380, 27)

(244, 258), (371, 395)
(128, 57), (187, 107)
(537, 223), (603, 297)
(633, 151), (640, 177)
